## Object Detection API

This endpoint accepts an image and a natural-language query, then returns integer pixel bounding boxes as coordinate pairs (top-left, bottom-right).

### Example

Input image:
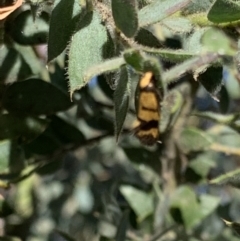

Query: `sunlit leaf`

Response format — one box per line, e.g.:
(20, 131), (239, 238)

(8, 10), (49, 45)
(68, 11), (109, 97)
(201, 28), (237, 56)
(120, 185), (154, 222)
(179, 127), (213, 153)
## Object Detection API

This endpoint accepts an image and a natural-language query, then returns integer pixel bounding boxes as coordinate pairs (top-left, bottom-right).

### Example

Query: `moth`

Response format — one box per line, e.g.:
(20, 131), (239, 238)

(133, 71), (161, 145)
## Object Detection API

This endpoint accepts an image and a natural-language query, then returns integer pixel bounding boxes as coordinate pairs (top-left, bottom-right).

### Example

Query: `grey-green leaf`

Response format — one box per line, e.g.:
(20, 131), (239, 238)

(201, 28), (237, 56)
(114, 67), (130, 141)
(138, 0), (191, 27)
(68, 11), (109, 97)
(84, 57), (125, 82)
(179, 127), (213, 153)
(112, 0), (138, 38)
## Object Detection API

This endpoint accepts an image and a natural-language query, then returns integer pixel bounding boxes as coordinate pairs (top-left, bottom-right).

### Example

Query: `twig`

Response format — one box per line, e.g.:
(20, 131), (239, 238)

(148, 224), (178, 241)
(210, 143), (240, 156)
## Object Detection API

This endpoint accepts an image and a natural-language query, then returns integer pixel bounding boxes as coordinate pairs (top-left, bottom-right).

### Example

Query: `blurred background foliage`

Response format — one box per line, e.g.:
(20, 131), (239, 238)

(1, 0), (240, 241)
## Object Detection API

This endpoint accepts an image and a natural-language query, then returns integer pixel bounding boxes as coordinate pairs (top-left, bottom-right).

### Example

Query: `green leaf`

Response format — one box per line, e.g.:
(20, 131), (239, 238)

(188, 154), (216, 178)
(179, 127), (213, 153)
(138, 0), (191, 27)
(0, 46), (32, 82)
(210, 168), (240, 188)
(143, 47), (196, 63)
(2, 78), (73, 115)
(112, 0), (138, 37)
(68, 11), (109, 97)
(48, 0), (82, 62)
(134, 28), (162, 48)
(182, 0), (214, 15)
(23, 128), (62, 156)
(8, 10), (49, 45)
(114, 67), (130, 141)
(183, 28), (207, 53)
(119, 185), (154, 222)
(201, 28), (237, 56)
(123, 49), (145, 72)
(83, 57), (125, 83)
(161, 17), (193, 34)
(207, 0), (240, 23)
(0, 114), (49, 142)
(162, 53), (219, 84)
(49, 116), (86, 144)
(199, 194), (220, 220)
(170, 186), (200, 230)
(0, 140), (25, 175)
(198, 66), (223, 101)
(193, 111), (240, 124)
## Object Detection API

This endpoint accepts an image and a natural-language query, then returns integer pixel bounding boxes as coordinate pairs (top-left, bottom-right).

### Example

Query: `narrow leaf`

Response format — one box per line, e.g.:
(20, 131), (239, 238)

(68, 11), (109, 97)
(143, 48), (196, 62)
(222, 219), (240, 237)
(112, 0), (138, 37)
(210, 168), (240, 188)
(114, 67), (130, 141)
(84, 57), (125, 82)
(193, 111), (240, 124)
(162, 53), (219, 84)
(138, 0), (191, 27)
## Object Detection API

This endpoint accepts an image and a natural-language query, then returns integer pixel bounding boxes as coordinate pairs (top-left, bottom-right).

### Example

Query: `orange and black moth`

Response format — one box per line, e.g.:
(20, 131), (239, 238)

(133, 72), (161, 145)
